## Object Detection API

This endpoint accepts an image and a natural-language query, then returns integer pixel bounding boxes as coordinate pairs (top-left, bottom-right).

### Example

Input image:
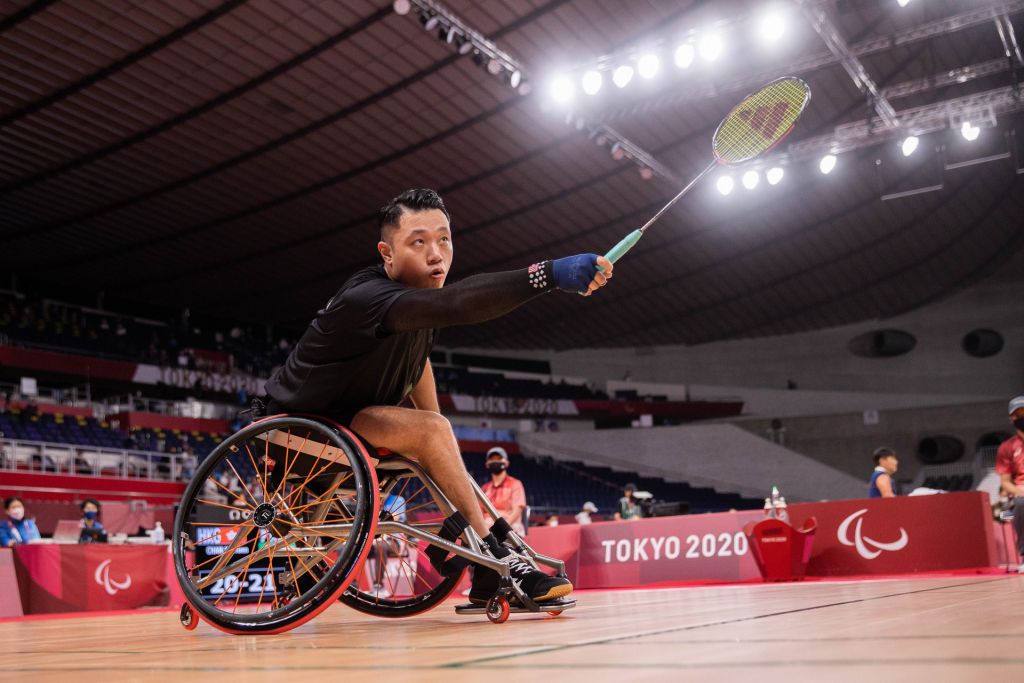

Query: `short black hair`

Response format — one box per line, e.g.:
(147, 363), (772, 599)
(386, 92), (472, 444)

(378, 188), (450, 243)
(4, 496), (23, 510)
(80, 498), (101, 511)
(872, 447), (896, 465)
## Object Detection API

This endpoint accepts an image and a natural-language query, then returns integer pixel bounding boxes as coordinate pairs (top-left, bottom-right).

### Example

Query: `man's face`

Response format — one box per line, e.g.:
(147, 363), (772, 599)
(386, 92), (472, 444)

(486, 457), (507, 476)
(1011, 408), (1024, 431)
(881, 455), (898, 474)
(378, 208), (453, 289)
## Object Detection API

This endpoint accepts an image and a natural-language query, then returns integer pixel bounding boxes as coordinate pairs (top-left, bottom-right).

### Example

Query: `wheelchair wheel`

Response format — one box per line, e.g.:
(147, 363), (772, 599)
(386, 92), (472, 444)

(339, 457), (466, 617)
(172, 415), (378, 634)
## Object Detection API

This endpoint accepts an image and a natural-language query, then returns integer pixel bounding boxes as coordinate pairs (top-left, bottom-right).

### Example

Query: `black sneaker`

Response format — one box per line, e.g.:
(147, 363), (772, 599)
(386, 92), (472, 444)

(469, 552), (573, 605)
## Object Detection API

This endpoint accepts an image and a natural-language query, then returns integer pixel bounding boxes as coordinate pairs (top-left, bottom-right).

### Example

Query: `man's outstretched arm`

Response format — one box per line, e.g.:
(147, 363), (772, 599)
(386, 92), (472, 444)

(383, 254), (613, 334)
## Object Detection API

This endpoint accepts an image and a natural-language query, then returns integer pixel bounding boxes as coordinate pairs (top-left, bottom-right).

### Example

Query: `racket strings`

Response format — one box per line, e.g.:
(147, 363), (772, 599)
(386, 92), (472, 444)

(714, 77), (809, 164)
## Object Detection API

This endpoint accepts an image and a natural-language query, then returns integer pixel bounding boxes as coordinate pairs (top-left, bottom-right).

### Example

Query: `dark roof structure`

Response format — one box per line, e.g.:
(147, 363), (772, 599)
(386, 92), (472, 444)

(2, 0), (1022, 349)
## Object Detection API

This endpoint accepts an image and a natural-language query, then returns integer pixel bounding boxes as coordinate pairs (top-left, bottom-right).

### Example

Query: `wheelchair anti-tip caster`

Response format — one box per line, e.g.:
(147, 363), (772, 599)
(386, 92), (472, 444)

(180, 602), (198, 631)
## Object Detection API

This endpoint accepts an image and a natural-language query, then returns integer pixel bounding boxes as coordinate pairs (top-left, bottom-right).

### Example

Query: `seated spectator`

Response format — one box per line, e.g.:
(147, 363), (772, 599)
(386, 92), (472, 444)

(614, 483), (643, 521)
(0, 497), (41, 546)
(868, 447), (899, 498)
(544, 514), (559, 527)
(78, 498), (107, 544)
(575, 501), (598, 525)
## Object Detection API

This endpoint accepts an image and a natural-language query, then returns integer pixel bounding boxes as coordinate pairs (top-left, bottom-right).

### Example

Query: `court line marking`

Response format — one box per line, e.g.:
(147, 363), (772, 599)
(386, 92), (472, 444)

(441, 576), (1011, 669)
(0, 576), (1012, 672)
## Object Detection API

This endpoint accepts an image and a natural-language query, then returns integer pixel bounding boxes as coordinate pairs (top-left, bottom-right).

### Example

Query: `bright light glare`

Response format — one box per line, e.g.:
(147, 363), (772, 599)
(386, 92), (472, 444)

(637, 54), (660, 79)
(742, 170), (759, 190)
(550, 75), (574, 103)
(901, 135), (919, 157)
(960, 121), (980, 141)
(581, 70), (603, 96)
(766, 167), (784, 185)
(897, 0), (912, 7)
(819, 154), (837, 174)
(699, 32), (724, 61)
(716, 175), (734, 195)
(674, 44), (695, 69)
(759, 11), (786, 43)
(612, 65), (634, 88)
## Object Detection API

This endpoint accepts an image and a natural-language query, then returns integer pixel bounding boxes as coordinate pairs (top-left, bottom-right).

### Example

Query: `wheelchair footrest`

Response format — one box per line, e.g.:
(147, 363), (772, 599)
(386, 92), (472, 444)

(453, 597), (576, 615)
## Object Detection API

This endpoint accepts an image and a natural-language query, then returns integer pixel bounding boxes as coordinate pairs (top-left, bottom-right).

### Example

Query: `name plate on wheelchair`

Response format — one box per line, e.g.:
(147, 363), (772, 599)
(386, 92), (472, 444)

(254, 429), (378, 470)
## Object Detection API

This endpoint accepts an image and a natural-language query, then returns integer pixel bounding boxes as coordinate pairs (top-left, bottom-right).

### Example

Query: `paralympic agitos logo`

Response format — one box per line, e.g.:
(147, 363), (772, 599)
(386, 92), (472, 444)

(837, 509), (909, 559)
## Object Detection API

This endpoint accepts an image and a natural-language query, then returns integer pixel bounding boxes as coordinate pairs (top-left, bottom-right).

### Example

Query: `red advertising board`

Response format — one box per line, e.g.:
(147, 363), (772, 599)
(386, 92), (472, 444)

(527, 492), (998, 589)
(792, 492), (997, 575)
(12, 544), (170, 613)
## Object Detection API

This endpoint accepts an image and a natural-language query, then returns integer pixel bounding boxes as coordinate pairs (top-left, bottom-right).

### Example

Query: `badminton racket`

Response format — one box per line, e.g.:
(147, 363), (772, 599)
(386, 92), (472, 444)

(602, 77), (812, 265)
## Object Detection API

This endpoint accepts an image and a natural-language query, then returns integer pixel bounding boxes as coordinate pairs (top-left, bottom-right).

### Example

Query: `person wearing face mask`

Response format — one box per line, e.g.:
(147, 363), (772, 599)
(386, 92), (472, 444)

(480, 447), (527, 537)
(0, 497), (40, 547)
(78, 498), (107, 544)
(997, 395), (1024, 570)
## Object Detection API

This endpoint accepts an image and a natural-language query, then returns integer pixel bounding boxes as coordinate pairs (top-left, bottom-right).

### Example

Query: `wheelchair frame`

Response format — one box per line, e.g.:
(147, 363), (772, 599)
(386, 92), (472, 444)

(174, 414), (575, 633)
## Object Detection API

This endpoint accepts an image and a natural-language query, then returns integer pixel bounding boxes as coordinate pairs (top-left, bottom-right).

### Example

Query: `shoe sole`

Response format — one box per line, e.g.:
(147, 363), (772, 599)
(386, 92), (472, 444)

(467, 582), (574, 606)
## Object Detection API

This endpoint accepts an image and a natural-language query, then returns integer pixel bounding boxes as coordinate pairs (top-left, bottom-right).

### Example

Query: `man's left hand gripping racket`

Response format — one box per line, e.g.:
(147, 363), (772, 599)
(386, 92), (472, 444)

(602, 77), (812, 265)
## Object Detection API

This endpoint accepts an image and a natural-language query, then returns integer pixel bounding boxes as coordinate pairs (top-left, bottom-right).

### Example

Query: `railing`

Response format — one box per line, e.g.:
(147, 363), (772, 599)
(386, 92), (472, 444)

(0, 437), (194, 482)
(96, 394), (240, 421)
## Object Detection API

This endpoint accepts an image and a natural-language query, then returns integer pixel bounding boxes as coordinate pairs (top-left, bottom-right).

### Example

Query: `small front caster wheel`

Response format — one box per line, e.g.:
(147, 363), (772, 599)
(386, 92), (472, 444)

(486, 595), (510, 624)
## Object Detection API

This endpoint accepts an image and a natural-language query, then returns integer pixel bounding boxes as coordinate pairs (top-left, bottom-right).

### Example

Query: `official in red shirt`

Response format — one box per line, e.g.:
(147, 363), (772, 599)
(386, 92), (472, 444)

(480, 447), (527, 537)
(996, 395), (1024, 566)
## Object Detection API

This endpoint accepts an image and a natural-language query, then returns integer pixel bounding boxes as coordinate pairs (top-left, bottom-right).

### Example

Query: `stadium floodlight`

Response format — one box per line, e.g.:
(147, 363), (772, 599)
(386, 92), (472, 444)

(758, 8), (786, 44)
(550, 75), (574, 103)
(582, 70), (603, 96)
(960, 121), (980, 141)
(766, 166), (784, 185)
(674, 44), (695, 69)
(716, 174), (735, 195)
(819, 154), (837, 174)
(420, 11), (440, 31)
(742, 170), (760, 189)
(901, 135), (919, 157)
(638, 53), (660, 79)
(699, 32), (724, 61)
(612, 65), (634, 88)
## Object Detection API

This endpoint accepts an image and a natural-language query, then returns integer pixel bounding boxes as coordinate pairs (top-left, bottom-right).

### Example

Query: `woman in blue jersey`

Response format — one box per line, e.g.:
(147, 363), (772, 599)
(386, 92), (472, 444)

(0, 497), (41, 546)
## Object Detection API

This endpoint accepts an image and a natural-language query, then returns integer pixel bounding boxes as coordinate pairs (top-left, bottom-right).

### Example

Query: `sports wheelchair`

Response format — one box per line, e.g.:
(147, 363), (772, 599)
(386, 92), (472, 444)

(172, 414), (574, 634)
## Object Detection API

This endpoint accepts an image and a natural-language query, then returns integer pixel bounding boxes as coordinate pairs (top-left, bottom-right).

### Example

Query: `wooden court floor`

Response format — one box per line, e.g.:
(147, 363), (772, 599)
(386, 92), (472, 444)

(1, 574), (1022, 682)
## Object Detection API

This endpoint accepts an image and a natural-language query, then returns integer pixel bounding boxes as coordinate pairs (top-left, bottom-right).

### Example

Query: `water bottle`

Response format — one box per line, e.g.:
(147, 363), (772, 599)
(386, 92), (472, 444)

(776, 494), (790, 524)
(151, 521), (165, 543)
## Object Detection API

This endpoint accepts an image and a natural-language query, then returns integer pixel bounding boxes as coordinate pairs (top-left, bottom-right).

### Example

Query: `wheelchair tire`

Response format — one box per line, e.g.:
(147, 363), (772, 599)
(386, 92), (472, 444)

(172, 415), (378, 635)
(340, 456), (467, 618)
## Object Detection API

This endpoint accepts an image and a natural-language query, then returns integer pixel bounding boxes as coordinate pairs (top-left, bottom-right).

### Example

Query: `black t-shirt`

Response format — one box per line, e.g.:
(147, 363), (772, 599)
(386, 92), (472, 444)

(264, 265), (436, 423)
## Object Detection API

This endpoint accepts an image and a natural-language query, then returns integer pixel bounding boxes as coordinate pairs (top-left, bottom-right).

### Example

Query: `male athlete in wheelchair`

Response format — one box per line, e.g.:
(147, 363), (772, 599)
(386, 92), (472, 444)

(172, 189), (613, 633)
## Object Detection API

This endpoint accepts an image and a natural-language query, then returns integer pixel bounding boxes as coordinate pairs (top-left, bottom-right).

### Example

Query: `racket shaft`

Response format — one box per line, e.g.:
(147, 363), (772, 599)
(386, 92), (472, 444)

(638, 160), (717, 233)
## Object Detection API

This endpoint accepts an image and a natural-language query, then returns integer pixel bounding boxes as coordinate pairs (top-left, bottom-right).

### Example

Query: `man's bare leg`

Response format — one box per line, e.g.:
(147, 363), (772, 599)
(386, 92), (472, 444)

(350, 405), (490, 537)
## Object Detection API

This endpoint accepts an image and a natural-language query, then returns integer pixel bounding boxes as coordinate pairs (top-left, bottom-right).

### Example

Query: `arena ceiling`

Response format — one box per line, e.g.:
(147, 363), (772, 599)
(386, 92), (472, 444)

(1, 0), (1023, 350)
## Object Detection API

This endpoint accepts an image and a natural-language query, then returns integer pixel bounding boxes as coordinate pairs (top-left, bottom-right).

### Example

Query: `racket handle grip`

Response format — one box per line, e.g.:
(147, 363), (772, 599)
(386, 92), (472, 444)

(604, 229), (644, 265)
